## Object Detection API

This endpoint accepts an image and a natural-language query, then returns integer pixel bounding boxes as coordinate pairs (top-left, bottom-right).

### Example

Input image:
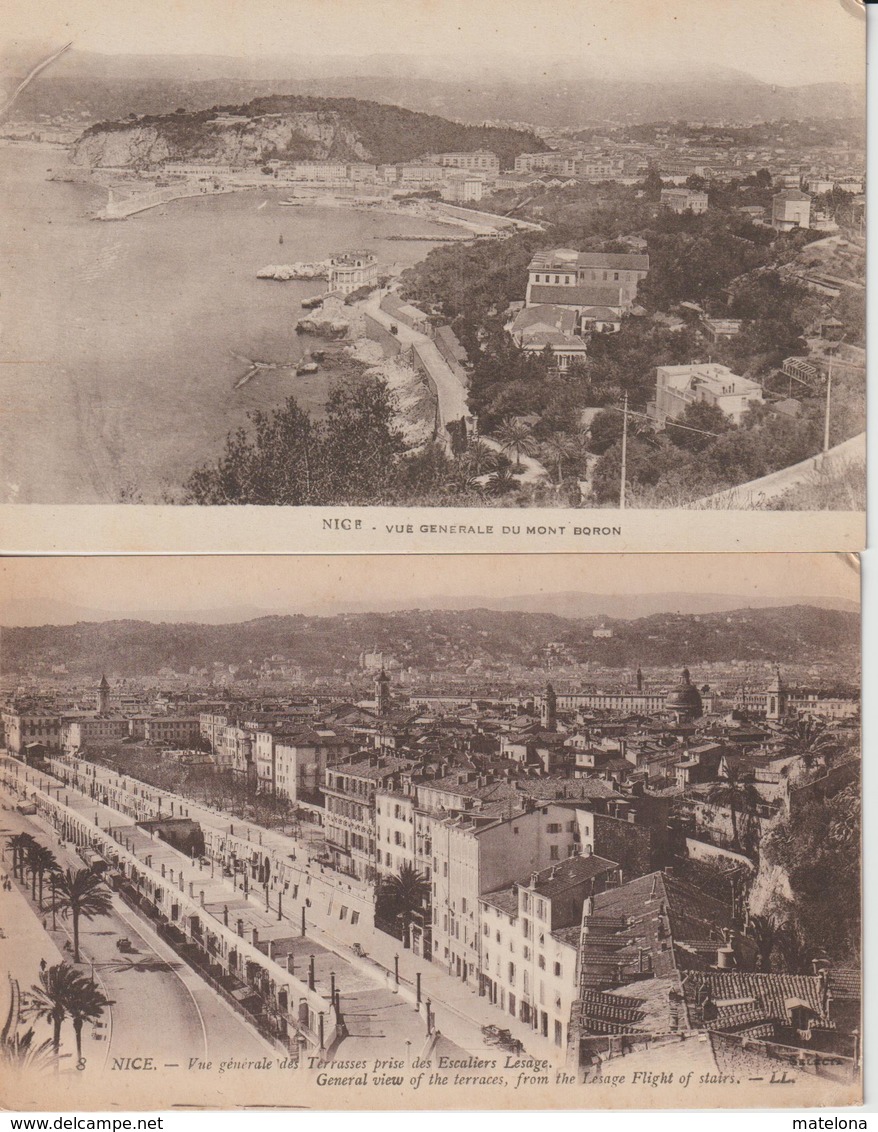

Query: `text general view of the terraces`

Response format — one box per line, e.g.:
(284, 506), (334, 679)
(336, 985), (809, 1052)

(0, 42), (865, 510)
(0, 597), (860, 1092)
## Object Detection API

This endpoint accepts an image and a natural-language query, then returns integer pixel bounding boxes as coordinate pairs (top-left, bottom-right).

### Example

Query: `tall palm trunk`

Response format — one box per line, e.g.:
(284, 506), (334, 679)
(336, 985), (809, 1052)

(73, 1017), (84, 1061)
(72, 909), (81, 963)
(52, 1012), (63, 1072)
(729, 798), (740, 849)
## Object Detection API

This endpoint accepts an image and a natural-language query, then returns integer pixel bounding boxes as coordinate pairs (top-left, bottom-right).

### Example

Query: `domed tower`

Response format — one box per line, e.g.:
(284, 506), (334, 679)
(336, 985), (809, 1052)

(97, 674), (110, 715)
(541, 681), (557, 731)
(636, 666), (643, 692)
(766, 666), (787, 721)
(375, 668), (391, 717)
(665, 666), (703, 723)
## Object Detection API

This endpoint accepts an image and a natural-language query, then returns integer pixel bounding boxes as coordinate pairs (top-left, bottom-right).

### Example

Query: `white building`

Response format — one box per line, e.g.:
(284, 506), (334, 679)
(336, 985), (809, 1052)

(323, 756), (413, 881)
(660, 187), (709, 214)
(61, 716), (130, 754)
(2, 707), (61, 756)
(442, 173), (484, 203)
(143, 717), (201, 747)
(428, 150), (500, 175)
(425, 804), (584, 989)
(771, 190), (812, 232)
(327, 251), (379, 295)
(375, 790), (417, 876)
(479, 853), (621, 1048)
(649, 363), (764, 426)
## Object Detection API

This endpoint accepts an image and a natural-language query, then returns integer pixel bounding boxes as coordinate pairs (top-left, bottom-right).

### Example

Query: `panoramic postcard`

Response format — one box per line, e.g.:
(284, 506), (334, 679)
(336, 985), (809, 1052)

(0, 554), (862, 1109)
(0, 0), (866, 552)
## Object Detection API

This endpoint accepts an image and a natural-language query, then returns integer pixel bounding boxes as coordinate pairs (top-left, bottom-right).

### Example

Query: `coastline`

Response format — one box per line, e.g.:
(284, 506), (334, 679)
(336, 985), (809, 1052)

(5, 141), (523, 494)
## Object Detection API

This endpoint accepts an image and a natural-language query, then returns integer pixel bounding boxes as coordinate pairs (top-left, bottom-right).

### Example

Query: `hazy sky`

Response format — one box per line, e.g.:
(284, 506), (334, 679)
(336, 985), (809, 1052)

(3, 0), (865, 86)
(0, 554), (858, 620)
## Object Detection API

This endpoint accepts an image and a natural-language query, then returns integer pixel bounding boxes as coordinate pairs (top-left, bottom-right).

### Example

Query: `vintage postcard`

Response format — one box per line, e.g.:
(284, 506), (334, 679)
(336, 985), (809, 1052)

(0, 553), (862, 1109)
(0, 0), (867, 553)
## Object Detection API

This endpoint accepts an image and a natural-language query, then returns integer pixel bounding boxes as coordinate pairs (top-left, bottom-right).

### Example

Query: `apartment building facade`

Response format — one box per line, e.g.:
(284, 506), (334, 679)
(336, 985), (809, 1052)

(479, 853), (621, 1048)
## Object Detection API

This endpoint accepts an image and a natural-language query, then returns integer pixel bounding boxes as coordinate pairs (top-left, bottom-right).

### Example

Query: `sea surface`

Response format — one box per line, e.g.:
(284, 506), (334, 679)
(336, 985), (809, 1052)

(0, 144), (450, 503)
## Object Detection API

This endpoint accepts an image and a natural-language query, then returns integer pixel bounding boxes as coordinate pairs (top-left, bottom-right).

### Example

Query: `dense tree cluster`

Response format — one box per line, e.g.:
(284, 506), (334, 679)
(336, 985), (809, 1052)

(180, 364), (408, 506)
(591, 404), (824, 505)
(764, 780), (860, 962)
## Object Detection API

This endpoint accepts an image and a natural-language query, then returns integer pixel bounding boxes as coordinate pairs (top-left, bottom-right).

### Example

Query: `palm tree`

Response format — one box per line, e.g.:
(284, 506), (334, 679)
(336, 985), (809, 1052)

(485, 467), (518, 497)
(22, 962), (83, 1061)
(495, 418), (538, 472)
(541, 432), (585, 486)
(378, 864), (431, 948)
(745, 912), (778, 972)
(7, 833), (38, 883)
(66, 975), (112, 1062)
(0, 1026), (59, 1074)
(706, 763), (761, 853)
(50, 869), (114, 963)
(780, 718), (840, 774)
(774, 919), (811, 975)
(459, 439), (500, 478)
(30, 845), (59, 910)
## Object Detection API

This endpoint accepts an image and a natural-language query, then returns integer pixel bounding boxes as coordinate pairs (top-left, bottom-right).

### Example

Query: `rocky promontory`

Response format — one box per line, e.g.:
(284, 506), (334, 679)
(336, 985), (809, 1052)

(69, 95), (547, 170)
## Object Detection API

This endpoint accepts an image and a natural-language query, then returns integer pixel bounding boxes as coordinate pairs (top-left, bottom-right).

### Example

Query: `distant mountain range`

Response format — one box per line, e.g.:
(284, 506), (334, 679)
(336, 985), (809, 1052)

(0, 592), (857, 628)
(0, 605), (859, 678)
(4, 48), (863, 129)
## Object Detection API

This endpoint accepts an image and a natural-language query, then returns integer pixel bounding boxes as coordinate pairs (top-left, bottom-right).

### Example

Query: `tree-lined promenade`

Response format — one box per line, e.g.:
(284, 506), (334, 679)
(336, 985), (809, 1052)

(0, 781), (276, 1076)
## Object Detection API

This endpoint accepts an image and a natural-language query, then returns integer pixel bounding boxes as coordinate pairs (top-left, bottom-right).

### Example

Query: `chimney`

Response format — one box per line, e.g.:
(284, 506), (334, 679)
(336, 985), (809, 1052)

(716, 943), (736, 970)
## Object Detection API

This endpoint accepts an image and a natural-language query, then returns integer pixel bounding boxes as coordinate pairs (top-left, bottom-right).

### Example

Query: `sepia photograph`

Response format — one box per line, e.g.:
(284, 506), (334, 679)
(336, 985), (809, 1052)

(0, 0), (867, 553)
(0, 553), (862, 1110)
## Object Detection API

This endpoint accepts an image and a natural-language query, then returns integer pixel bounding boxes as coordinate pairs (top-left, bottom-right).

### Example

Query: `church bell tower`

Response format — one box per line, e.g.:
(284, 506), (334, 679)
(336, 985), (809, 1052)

(375, 668), (391, 717)
(98, 674), (110, 715)
(541, 681), (557, 731)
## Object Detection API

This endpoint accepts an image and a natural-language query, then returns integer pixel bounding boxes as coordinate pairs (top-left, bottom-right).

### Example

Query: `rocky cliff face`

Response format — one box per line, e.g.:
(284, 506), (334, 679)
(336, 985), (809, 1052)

(72, 110), (372, 168)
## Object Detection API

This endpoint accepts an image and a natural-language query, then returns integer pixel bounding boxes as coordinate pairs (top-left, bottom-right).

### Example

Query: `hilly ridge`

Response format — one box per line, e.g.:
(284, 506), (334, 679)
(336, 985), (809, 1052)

(70, 94), (547, 169)
(0, 606), (858, 678)
(5, 48), (863, 128)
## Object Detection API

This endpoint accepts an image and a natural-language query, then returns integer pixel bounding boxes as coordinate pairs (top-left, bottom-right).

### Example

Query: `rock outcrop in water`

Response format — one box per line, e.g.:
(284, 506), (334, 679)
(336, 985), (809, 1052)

(295, 314), (352, 339)
(257, 262), (330, 281)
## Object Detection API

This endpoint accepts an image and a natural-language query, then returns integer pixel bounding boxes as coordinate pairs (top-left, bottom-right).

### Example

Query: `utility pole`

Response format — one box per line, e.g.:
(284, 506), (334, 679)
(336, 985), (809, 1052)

(619, 392), (629, 510)
(823, 351), (834, 456)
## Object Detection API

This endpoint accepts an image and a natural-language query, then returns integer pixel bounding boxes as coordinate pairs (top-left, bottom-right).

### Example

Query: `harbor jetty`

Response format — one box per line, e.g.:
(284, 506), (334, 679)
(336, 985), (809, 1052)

(94, 183), (235, 220)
